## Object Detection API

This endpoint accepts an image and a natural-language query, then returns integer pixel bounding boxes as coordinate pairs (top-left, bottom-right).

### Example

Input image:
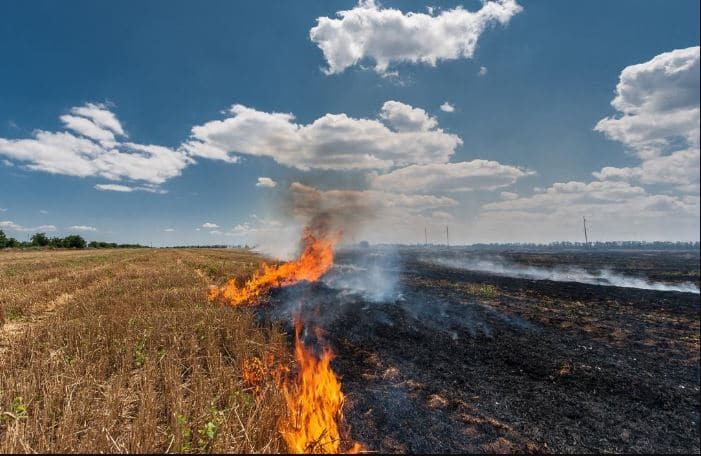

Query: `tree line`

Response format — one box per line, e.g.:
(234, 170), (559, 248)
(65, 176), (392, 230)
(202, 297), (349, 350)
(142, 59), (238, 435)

(0, 230), (147, 249)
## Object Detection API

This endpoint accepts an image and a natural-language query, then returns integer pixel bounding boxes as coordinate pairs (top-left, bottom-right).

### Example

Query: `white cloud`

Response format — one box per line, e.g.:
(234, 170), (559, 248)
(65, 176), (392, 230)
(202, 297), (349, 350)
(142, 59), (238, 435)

(594, 46), (700, 192)
(477, 180), (699, 242)
(256, 177), (277, 188)
(0, 208), (6, 212)
(95, 184), (134, 192)
(500, 191), (519, 200)
(94, 183), (167, 193)
(0, 220), (57, 232)
(70, 103), (125, 136)
(379, 101), (437, 132)
(370, 160), (533, 193)
(479, 66), (488, 76)
(439, 102), (455, 113)
(202, 222), (219, 229)
(60, 115), (116, 144)
(184, 102), (461, 171)
(0, 103), (192, 189)
(483, 180), (697, 216)
(310, 0), (522, 75)
(164, 228), (176, 232)
(69, 225), (97, 232)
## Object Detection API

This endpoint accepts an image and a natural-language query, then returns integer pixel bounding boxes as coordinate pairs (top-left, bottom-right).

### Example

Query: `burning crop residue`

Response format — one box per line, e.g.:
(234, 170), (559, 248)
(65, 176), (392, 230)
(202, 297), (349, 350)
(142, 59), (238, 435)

(211, 223), (364, 453)
(279, 322), (364, 454)
(209, 227), (339, 306)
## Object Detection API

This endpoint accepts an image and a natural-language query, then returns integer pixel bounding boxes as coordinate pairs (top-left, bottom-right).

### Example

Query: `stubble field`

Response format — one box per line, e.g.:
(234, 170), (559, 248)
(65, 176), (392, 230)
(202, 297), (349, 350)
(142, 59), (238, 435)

(0, 248), (289, 453)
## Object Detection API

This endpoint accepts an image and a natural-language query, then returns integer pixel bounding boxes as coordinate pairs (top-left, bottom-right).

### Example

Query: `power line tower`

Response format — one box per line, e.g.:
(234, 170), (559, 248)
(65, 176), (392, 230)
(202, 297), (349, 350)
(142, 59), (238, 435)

(446, 225), (450, 247)
(424, 227), (428, 246)
(582, 216), (589, 245)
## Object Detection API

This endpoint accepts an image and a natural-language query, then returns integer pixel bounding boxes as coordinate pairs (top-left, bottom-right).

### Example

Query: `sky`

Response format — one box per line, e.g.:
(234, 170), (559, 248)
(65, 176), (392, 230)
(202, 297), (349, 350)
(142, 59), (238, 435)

(0, 0), (699, 250)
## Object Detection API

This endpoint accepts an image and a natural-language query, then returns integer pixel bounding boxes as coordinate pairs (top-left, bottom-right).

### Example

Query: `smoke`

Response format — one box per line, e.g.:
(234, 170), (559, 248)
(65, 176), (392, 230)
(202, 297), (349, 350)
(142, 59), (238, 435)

(322, 247), (400, 303)
(423, 255), (700, 294)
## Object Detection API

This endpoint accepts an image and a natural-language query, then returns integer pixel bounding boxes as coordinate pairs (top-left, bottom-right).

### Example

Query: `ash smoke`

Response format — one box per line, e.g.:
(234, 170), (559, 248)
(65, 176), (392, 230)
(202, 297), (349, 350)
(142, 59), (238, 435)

(321, 248), (400, 303)
(423, 255), (700, 294)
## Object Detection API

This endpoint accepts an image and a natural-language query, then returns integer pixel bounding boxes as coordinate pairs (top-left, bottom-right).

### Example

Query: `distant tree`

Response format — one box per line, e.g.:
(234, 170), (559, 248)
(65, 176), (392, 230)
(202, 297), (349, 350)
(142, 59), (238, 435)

(31, 232), (50, 247)
(62, 235), (86, 249)
(0, 229), (7, 248)
(49, 237), (64, 248)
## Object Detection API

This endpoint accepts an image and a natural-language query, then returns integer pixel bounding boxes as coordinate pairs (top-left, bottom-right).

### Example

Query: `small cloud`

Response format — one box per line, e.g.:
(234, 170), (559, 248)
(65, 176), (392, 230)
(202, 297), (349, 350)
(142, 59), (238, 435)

(440, 102), (455, 113)
(0, 208), (6, 212)
(500, 191), (519, 200)
(0, 220), (57, 232)
(202, 222), (219, 229)
(95, 184), (134, 192)
(7, 120), (19, 130)
(478, 66), (488, 76)
(164, 228), (176, 232)
(69, 225), (97, 232)
(256, 177), (277, 188)
(2, 160), (14, 167)
(39, 209), (49, 214)
(209, 230), (223, 235)
(94, 183), (167, 193)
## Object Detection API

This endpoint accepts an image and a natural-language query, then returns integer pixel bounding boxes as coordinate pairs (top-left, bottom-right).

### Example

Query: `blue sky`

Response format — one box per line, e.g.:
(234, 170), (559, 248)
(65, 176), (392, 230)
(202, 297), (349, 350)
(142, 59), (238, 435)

(1, 0), (699, 248)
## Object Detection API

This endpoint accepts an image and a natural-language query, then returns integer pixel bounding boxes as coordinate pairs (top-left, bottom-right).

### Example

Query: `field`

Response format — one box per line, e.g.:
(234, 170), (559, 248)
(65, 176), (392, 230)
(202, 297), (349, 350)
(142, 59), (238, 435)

(1, 247), (699, 453)
(0, 248), (289, 453)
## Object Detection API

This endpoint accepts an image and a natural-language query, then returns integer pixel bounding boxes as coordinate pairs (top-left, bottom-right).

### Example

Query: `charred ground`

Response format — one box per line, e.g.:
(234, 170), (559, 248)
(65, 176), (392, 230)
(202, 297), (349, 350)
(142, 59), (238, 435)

(265, 248), (700, 453)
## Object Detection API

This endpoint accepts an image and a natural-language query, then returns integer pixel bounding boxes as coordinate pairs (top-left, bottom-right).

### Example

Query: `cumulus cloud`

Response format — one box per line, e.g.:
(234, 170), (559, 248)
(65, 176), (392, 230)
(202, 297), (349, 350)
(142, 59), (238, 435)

(183, 101), (461, 171)
(256, 177), (277, 188)
(310, 0), (522, 75)
(0, 103), (192, 189)
(483, 180), (698, 218)
(477, 180), (699, 242)
(202, 222), (219, 229)
(370, 160), (533, 193)
(0, 220), (57, 232)
(500, 191), (519, 200)
(594, 46), (700, 192)
(440, 102), (455, 113)
(69, 225), (97, 232)
(478, 66), (488, 76)
(379, 101), (437, 131)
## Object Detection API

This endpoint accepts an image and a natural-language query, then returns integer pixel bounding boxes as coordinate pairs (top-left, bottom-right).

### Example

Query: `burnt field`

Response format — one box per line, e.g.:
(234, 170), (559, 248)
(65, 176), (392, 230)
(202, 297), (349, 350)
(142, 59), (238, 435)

(264, 248), (700, 453)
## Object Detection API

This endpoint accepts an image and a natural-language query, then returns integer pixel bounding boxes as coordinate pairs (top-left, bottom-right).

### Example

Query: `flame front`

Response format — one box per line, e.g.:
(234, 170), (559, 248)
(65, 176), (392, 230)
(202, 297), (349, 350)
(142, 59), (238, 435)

(210, 228), (338, 306)
(280, 323), (363, 454)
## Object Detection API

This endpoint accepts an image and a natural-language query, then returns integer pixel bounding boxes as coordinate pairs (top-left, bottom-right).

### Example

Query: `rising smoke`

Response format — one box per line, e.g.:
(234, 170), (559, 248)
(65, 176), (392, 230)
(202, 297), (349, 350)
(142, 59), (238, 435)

(422, 255), (700, 294)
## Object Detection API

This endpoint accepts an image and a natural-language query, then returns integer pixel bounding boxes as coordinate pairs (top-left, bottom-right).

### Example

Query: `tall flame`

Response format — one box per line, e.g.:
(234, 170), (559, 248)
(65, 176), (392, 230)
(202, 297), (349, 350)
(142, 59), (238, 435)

(280, 322), (364, 454)
(209, 228), (339, 306)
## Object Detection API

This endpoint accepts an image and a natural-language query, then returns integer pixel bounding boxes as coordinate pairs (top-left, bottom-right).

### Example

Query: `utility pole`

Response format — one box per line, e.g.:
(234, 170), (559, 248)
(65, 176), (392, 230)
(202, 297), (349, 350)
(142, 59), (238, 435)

(446, 225), (449, 247)
(424, 227), (428, 246)
(582, 216), (589, 245)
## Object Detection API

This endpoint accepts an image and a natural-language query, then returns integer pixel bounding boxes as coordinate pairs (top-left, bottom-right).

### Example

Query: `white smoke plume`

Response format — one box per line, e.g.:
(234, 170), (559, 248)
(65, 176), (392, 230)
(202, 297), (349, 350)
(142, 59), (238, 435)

(423, 255), (700, 294)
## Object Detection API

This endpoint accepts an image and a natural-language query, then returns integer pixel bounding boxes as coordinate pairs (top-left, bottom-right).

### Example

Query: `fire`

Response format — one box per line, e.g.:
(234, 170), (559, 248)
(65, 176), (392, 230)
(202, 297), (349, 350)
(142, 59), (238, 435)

(211, 225), (364, 452)
(279, 322), (364, 454)
(209, 227), (339, 306)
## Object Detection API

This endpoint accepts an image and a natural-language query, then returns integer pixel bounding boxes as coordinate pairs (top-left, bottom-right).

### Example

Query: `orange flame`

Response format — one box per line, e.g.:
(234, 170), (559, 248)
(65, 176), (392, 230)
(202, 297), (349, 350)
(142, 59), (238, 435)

(209, 228), (339, 306)
(279, 322), (364, 454)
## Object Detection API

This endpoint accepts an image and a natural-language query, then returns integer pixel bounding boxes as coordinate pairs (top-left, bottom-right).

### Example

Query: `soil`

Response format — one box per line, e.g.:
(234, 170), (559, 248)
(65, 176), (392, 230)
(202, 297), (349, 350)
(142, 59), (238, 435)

(265, 249), (700, 453)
